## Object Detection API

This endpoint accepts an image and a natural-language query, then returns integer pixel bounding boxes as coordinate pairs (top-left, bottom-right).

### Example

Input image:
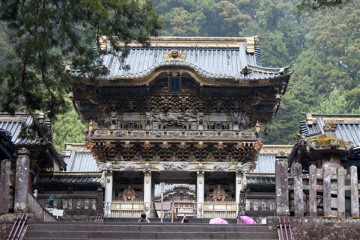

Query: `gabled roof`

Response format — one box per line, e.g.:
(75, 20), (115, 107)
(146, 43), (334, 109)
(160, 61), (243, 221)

(288, 113), (360, 167)
(300, 113), (360, 147)
(0, 113), (33, 144)
(73, 36), (290, 83)
(0, 112), (66, 167)
(252, 145), (293, 174)
(62, 143), (99, 172)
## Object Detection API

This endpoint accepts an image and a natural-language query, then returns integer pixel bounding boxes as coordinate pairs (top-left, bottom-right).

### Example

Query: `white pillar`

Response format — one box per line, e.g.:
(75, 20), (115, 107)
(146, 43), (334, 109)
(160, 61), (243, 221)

(197, 165), (205, 218)
(144, 164), (152, 216)
(104, 163), (113, 217)
(235, 171), (243, 204)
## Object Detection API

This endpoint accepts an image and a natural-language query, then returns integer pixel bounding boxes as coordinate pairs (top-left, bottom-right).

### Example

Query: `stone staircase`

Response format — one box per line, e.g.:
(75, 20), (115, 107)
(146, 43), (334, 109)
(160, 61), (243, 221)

(24, 220), (279, 240)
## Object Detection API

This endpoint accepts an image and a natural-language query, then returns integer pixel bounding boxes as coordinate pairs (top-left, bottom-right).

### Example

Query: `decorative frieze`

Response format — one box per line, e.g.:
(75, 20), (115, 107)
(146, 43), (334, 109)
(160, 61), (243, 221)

(109, 161), (255, 173)
(90, 140), (261, 163)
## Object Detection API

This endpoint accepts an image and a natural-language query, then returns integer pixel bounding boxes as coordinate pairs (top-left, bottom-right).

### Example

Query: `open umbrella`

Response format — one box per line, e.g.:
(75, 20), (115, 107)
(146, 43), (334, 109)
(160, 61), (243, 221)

(239, 216), (256, 224)
(209, 217), (228, 224)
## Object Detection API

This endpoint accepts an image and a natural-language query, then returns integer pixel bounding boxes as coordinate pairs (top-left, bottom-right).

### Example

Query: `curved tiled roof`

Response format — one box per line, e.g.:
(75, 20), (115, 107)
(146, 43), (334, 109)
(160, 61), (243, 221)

(96, 44), (286, 81)
(64, 151), (99, 172)
(0, 113), (46, 145)
(300, 114), (360, 147)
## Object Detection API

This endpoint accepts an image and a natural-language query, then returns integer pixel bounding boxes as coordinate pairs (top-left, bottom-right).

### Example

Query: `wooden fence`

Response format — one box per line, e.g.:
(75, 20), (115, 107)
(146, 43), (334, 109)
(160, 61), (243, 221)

(276, 161), (360, 217)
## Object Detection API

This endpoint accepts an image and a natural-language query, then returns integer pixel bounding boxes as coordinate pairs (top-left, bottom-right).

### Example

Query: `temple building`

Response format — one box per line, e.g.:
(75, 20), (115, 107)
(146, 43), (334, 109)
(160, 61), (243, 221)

(70, 36), (291, 218)
(0, 113), (65, 215)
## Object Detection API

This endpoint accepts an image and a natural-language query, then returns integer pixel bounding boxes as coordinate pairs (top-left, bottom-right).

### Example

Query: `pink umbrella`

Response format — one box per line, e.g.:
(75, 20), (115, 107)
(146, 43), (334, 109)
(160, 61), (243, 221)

(209, 217), (228, 224)
(239, 216), (256, 224)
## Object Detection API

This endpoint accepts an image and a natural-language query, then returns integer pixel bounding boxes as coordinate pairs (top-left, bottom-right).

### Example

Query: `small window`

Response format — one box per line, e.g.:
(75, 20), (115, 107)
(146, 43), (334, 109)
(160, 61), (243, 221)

(169, 76), (181, 92)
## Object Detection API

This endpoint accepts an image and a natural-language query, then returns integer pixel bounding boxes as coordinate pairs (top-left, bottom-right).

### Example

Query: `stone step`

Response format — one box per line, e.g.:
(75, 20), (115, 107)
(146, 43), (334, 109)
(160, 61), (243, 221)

(25, 231), (278, 239)
(27, 223), (273, 233)
(24, 222), (278, 240)
(25, 239), (278, 240)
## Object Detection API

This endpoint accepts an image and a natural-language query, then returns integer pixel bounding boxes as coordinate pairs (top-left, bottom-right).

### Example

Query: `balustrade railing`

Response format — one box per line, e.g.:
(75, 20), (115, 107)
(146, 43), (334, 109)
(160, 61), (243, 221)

(106, 201), (239, 219)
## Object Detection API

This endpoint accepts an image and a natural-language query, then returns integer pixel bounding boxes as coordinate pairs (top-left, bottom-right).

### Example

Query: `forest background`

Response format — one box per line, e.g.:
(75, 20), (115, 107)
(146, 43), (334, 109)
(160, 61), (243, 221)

(0, 0), (359, 151)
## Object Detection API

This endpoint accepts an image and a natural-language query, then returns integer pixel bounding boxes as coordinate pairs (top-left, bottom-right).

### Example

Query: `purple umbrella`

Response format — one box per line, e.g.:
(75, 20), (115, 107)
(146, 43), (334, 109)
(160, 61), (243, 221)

(209, 217), (229, 224)
(239, 216), (257, 224)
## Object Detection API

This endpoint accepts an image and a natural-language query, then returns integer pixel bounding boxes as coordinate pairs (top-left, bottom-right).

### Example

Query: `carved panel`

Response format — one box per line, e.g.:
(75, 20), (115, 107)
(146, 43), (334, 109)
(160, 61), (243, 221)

(89, 141), (261, 163)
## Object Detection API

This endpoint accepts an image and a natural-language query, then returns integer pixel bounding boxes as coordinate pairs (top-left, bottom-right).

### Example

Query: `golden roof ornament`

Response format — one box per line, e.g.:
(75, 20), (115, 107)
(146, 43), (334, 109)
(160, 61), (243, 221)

(163, 49), (187, 61)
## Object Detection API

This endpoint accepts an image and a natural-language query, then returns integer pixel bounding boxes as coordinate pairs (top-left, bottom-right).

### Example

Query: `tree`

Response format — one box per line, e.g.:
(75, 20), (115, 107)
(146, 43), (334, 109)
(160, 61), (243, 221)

(0, 1), (161, 119)
(52, 100), (86, 152)
(297, 0), (351, 11)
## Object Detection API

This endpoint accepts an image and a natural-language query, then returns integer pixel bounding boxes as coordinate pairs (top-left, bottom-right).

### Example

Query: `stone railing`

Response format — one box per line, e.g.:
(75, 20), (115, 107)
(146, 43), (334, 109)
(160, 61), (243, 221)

(276, 161), (360, 217)
(27, 191), (57, 222)
(37, 193), (103, 211)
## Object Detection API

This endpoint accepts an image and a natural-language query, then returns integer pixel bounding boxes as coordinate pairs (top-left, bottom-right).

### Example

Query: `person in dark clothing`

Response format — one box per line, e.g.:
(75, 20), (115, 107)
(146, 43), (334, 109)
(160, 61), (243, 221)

(138, 213), (150, 223)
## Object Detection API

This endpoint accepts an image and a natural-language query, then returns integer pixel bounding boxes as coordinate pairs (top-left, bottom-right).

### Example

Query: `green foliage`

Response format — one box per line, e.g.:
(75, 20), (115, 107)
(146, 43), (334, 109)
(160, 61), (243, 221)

(1, 0), (359, 149)
(0, 0), (162, 118)
(52, 102), (86, 152)
(297, 0), (349, 11)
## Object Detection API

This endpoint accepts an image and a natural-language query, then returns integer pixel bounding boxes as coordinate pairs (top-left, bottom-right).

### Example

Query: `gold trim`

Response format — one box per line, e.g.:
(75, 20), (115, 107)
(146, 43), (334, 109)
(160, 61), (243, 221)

(163, 50), (187, 61)
(98, 36), (259, 52)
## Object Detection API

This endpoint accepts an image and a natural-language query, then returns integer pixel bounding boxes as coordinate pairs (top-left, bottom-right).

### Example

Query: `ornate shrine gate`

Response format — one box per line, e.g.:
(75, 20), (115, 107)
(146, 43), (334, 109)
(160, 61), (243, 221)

(71, 36), (291, 218)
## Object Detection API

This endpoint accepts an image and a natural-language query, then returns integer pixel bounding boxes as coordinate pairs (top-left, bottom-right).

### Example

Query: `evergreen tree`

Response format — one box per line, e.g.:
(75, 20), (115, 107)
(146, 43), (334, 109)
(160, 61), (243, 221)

(0, 1), (161, 118)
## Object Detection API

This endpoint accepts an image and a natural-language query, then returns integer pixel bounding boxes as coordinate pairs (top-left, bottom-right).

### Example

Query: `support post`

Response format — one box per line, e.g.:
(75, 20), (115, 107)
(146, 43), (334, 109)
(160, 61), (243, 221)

(292, 163), (304, 217)
(235, 171), (243, 205)
(104, 162), (113, 217)
(197, 164), (204, 218)
(14, 148), (30, 213)
(0, 160), (11, 213)
(323, 165), (332, 217)
(308, 164), (317, 217)
(275, 154), (289, 216)
(144, 163), (152, 217)
(337, 166), (345, 218)
(350, 166), (359, 217)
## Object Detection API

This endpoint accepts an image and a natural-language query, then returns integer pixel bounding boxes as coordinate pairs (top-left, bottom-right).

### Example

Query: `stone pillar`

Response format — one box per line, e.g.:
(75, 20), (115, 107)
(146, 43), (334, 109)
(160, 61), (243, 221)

(104, 162), (113, 217)
(197, 164), (204, 218)
(14, 148), (30, 213)
(275, 153), (289, 216)
(144, 163), (152, 216)
(0, 160), (11, 213)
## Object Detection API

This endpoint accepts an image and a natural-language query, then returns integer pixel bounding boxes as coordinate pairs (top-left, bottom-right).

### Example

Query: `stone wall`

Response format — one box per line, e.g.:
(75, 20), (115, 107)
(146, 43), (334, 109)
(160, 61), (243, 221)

(268, 217), (360, 240)
(0, 214), (17, 240)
